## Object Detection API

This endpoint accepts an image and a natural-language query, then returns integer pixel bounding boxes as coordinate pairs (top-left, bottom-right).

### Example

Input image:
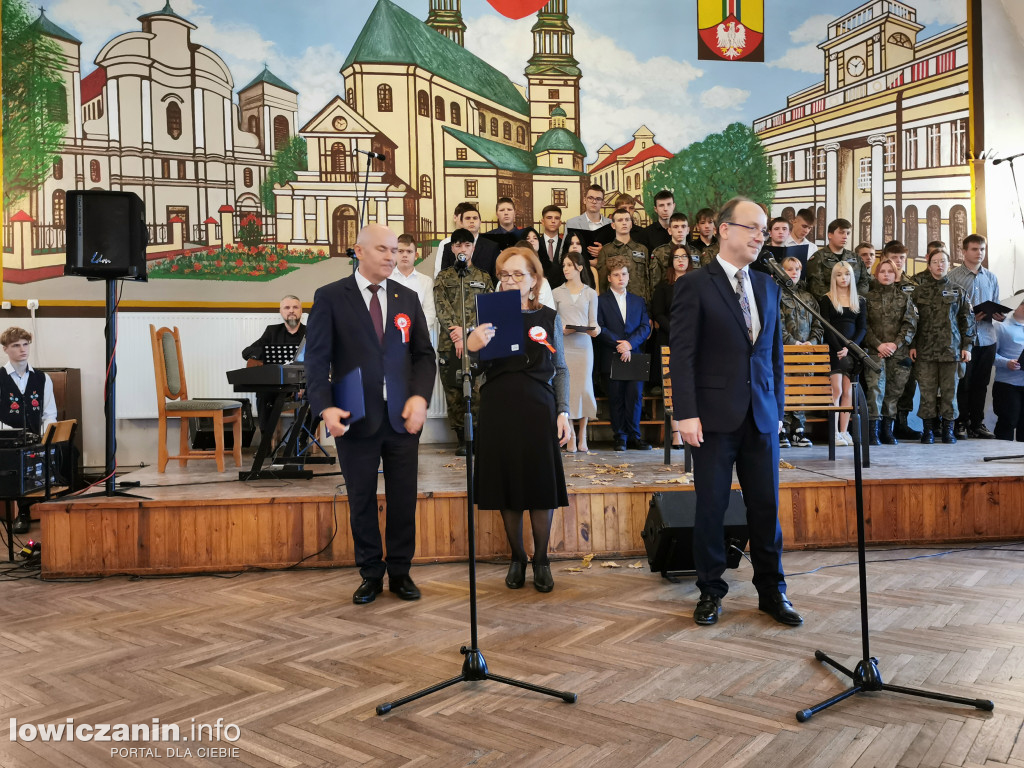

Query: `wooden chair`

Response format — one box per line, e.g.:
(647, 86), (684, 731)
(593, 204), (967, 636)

(783, 344), (867, 462)
(150, 325), (242, 472)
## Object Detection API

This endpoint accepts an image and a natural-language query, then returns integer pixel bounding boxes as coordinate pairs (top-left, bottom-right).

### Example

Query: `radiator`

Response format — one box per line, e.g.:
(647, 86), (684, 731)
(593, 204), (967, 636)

(117, 313), (447, 420)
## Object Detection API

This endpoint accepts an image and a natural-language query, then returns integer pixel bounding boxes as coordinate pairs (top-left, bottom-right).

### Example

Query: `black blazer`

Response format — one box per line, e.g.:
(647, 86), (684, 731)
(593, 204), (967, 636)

(305, 275), (436, 438)
(670, 258), (784, 434)
(439, 237), (499, 282)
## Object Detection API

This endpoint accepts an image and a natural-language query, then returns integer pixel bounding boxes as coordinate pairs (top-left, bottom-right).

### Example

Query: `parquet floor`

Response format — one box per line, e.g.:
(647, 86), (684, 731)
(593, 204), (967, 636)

(1, 546), (1021, 767)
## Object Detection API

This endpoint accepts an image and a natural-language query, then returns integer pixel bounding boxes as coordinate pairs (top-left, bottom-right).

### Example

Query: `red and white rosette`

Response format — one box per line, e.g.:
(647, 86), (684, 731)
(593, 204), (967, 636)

(394, 313), (411, 343)
(528, 325), (556, 353)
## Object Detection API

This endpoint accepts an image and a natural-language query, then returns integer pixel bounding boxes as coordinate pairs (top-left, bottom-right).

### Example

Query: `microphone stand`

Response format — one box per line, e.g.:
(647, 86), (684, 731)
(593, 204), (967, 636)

(376, 260), (577, 715)
(759, 254), (996, 722)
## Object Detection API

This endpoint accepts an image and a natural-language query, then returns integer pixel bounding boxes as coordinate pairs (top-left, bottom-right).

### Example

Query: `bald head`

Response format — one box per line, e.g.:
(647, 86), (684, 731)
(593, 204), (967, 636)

(355, 224), (398, 283)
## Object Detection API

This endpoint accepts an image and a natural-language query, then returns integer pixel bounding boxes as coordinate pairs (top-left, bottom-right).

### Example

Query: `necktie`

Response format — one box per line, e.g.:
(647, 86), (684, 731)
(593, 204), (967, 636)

(547, 238), (555, 263)
(368, 284), (384, 344)
(735, 270), (753, 343)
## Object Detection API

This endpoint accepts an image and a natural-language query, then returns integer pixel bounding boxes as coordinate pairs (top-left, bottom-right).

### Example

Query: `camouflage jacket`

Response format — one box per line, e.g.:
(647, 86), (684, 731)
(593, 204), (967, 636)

(596, 239), (650, 300)
(697, 241), (720, 268)
(864, 282), (918, 359)
(909, 274), (976, 361)
(805, 247), (870, 299)
(433, 264), (493, 349)
(780, 287), (824, 345)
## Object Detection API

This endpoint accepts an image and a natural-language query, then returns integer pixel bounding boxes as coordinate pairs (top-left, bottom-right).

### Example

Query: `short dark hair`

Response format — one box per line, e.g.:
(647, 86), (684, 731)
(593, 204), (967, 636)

(653, 189), (675, 203)
(450, 228), (474, 246)
(695, 207), (716, 224)
(769, 217), (790, 230)
(855, 242), (875, 253)
(828, 218), (852, 234)
(586, 184), (605, 196)
(928, 248), (950, 265)
(963, 233), (987, 249)
(541, 204), (562, 218)
(715, 196), (754, 233)
(1, 327), (32, 347)
(927, 240), (946, 251)
(454, 202), (479, 219)
(882, 240), (908, 255)
(795, 208), (815, 225)
(397, 234), (416, 247)
(669, 212), (689, 225)
(612, 207), (631, 221)
(496, 197), (515, 209)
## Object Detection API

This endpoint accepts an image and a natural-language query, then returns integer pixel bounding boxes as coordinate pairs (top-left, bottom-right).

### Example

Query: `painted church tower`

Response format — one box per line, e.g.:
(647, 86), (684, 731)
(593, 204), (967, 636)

(525, 0), (581, 146)
(426, 0), (466, 47)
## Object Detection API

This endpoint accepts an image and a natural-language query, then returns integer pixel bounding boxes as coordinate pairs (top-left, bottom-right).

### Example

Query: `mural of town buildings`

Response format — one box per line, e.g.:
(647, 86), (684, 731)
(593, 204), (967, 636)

(1, 0), (967, 303)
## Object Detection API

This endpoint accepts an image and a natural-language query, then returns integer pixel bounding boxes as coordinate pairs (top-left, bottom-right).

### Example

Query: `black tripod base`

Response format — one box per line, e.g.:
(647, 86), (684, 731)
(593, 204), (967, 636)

(796, 650), (995, 722)
(376, 646), (577, 715)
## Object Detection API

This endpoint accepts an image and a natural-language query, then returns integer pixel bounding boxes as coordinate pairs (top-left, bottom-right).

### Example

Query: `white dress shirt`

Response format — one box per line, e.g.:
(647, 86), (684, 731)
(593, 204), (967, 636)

(1, 361), (57, 434)
(610, 286), (628, 324)
(353, 269), (388, 400)
(432, 237), (451, 278)
(390, 267), (437, 331)
(716, 256), (761, 343)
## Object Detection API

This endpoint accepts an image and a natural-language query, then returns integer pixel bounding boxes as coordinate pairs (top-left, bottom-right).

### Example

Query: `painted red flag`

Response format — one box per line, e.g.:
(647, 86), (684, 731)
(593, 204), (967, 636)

(485, 0), (549, 20)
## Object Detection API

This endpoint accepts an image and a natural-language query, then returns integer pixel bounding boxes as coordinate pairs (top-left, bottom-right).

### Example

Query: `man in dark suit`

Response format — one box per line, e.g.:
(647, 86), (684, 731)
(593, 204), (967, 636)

(436, 203), (500, 282)
(305, 224), (437, 605)
(671, 196), (802, 628)
(597, 255), (652, 451)
(538, 204), (565, 288)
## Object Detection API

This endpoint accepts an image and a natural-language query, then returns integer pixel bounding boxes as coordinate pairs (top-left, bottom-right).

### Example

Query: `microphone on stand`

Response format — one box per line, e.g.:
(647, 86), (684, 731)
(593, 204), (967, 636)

(454, 250), (469, 276)
(353, 148), (387, 161)
(757, 249), (794, 289)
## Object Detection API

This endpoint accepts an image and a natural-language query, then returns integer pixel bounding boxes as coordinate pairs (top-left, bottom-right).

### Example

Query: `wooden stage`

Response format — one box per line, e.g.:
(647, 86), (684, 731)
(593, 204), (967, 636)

(38, 439), (1024, 578)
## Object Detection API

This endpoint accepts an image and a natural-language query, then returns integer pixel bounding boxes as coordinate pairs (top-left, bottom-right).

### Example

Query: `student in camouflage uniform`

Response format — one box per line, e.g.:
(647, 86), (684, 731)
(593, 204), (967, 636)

(433, 228), (494, 454)
(650, 212), (692, 287)
(909, 249), (975, 444)
(778, 257), (823, 447)
(882, 241), (922, 438)
(804, 218), (870, 298)
(596, 208), (651, 300)
(864, 259), (919, 445)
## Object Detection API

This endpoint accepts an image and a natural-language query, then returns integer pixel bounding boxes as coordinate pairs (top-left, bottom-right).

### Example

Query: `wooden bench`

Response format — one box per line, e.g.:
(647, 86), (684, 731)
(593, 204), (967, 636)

(783, 344), (868, 463)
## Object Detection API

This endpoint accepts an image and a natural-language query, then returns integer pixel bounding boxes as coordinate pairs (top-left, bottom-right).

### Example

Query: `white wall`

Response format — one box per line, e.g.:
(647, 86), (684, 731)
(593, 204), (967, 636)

(981, 0), (1024, 297)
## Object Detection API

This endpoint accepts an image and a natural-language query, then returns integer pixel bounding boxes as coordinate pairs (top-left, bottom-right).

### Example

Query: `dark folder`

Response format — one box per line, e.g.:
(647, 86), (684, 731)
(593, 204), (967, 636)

(561, 225), (614, 258)
(480, 231), (520, 252)
(974, 300), (1012, 317)
(610, 353), (651, 381)
(475, 289), (524, 361)
(332, 367), (365, 426)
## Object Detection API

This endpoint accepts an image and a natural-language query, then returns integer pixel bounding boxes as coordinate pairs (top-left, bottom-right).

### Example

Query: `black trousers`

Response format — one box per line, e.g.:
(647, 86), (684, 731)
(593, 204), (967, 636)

(992, 381), (1024, 441)
(337, 416), (420, 580)
(690, 408), (785, 599)
(957, 342), (996, 427)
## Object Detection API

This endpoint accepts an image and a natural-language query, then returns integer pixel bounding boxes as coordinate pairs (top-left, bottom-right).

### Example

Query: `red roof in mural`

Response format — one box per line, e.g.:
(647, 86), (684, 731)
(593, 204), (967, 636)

(81, 68), (106, 103)
(588, 140), (635, 175)
(624, 144), (674, 168)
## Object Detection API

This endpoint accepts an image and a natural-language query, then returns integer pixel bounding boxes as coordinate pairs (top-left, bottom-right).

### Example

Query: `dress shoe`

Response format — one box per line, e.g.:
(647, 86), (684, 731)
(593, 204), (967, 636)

(693, 593), (722, 626)
(953, 421), (968, 440)
(12, 513), (31, 535)
(352, 577), (384, 604)
(455, 441), (467, 456)
(505, 559), (526, 589)
(532, 562), (554, 593)
(626, 438), (652, 450)
(613, 441), (627, 451)
(389, 574), (421, 600)
(758, 592), (803, 626)
(971, 424), (996, 439)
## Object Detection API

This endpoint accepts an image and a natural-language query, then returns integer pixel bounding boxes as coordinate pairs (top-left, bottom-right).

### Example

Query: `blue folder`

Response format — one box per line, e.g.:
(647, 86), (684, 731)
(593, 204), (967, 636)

(476, 289), (524, 361)
(332, 367), (365, 425)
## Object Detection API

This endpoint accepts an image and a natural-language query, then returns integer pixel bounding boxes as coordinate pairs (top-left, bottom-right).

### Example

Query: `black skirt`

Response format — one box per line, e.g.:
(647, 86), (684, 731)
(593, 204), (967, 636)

(474, 371), (568, 511)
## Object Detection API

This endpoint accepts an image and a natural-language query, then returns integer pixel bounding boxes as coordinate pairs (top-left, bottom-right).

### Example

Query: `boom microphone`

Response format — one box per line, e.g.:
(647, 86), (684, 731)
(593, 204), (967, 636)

(758, 249), (793, 288)
(353, 148), (387, 161)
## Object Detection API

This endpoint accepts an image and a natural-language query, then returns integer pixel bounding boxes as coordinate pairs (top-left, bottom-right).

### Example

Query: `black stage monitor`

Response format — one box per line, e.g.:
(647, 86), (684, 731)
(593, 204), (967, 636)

(65, 190), (149, 281)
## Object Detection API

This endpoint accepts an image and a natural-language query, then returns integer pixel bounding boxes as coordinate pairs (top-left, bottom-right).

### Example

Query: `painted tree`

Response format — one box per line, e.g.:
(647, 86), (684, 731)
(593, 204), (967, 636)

(643, 122), (776, 219)
(260, 136), (308, 215)
(2, 0), (69, 210)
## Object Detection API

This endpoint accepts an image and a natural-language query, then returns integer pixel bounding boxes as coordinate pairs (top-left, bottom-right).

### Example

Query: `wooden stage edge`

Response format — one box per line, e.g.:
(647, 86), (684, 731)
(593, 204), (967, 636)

(38, 442), (1024, 578)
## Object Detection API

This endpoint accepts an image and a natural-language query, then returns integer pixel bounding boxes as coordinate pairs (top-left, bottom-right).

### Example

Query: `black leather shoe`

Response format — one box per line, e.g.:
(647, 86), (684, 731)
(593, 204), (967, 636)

(626, 439), (652, 450)
(352, 577), (384, 604)
(389, 574), (421, 601)
(505, 559), (526, 589)
(693, 593), (722, 626)
(758, 592), (803, 626)
(971, 424), (996, 439)
(613, 442), (627, 451)
(953, 421), (968, 440)
(12, 514), (31, 535)
(532, 562), (554, 593)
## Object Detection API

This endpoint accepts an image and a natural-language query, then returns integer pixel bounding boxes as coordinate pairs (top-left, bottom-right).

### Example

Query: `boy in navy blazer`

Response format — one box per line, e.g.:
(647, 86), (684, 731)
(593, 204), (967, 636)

(597, 255), (652, 450)
(305, 224), (436, 605)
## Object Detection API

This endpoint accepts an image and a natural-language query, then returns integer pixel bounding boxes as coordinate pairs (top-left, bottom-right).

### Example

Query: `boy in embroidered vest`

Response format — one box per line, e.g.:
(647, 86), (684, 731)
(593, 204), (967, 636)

(1, 327), (57, 533)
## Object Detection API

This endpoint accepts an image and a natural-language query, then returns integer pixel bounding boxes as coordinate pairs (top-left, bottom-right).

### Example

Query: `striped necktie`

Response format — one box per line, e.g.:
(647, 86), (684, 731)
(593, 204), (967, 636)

(735, 270), (753, 343)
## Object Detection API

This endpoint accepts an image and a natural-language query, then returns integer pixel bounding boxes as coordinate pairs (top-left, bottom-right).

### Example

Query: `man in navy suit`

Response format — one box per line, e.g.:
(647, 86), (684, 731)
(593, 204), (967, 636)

(305, 224), (437, 605)
(671, 197), (802, 627)
(597, 255), (652, 451)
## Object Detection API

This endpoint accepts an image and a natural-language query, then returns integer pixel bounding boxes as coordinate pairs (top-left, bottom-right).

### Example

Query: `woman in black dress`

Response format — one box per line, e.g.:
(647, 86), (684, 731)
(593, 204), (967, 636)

(651, 245), (694, 449)
(467, 247), (571, 592)
(819, 260), (867, 445)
